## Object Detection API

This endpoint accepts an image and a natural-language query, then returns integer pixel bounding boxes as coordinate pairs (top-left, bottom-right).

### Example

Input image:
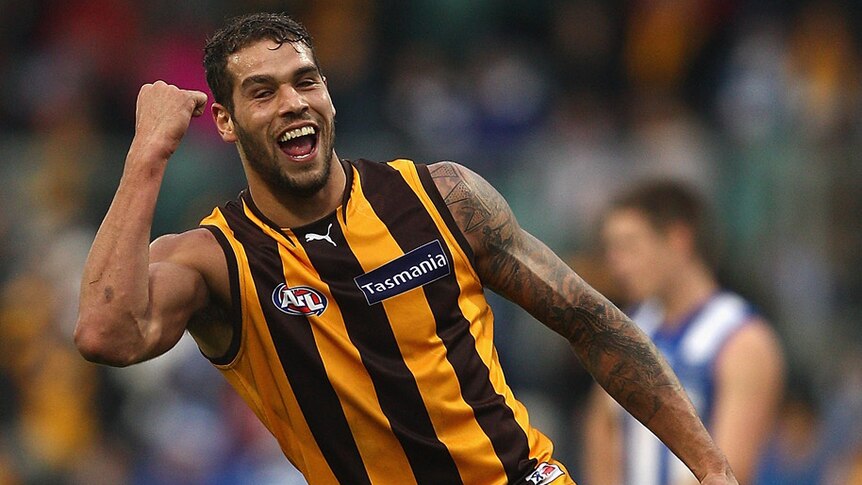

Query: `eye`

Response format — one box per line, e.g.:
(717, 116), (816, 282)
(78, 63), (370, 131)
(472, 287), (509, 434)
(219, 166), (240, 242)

(297, 78), (319, 89)
(253, 89), (273, 99)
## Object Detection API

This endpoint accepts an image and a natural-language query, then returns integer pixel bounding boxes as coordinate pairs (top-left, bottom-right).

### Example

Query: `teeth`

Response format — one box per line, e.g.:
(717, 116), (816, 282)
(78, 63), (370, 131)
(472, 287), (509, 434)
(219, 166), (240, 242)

(279, 126), (316, 143)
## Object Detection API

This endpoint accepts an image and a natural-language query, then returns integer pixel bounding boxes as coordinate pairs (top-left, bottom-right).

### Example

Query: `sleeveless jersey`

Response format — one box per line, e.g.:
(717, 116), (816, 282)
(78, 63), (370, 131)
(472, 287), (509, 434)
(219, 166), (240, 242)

(199, 159), (573, 485)
(621, 292), (757, 485)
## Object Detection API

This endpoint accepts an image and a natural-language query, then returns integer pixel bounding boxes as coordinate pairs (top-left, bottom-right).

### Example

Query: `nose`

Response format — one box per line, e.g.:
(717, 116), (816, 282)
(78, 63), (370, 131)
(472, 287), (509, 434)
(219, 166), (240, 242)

(277, 84), (309, 117)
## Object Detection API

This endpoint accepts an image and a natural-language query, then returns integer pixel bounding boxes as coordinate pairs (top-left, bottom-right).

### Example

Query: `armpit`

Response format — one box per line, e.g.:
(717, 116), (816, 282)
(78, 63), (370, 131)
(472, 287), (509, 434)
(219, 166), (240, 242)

(187, 301), (236, 362)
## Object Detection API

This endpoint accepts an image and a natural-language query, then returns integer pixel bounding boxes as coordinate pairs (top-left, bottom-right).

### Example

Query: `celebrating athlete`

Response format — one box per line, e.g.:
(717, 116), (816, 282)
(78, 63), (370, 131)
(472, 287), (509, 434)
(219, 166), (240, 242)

(75, 12), (739, 485)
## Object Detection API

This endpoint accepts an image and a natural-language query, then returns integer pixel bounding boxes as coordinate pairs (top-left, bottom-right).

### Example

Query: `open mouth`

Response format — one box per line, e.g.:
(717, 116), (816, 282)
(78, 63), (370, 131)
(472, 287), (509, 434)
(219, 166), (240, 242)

(277, 125), (318, 160)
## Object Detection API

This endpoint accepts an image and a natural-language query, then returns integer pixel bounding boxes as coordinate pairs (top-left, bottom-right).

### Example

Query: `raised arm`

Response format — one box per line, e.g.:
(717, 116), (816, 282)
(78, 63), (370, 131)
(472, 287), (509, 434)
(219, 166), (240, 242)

(74, 82), (213, 366)
(429, 161), (737, 485)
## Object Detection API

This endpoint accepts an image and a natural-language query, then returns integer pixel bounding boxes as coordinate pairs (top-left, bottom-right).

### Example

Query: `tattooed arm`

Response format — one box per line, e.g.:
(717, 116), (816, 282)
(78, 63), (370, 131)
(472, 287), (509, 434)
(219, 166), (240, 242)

(429, 161), (737, 485)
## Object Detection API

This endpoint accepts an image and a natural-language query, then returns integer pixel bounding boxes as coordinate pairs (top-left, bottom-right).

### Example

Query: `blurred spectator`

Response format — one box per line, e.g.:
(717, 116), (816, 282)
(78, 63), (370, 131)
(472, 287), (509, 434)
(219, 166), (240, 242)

(584, 180), (785, 485)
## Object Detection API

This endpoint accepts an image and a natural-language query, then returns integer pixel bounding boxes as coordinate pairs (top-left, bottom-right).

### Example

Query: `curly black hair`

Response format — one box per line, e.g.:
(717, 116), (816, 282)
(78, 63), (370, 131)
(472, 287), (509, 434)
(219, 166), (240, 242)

(203, 12), (319, 112)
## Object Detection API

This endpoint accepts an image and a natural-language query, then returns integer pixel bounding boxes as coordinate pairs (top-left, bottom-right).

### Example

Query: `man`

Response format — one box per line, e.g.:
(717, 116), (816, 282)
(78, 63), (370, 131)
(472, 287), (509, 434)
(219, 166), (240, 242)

(75, 12), (738, 485)
(584, 181), (785, 485)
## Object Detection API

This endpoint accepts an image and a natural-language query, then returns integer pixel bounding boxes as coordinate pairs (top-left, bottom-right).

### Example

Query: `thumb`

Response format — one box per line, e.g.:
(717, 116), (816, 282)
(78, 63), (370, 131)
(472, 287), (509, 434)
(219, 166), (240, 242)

(187, 90), (209, 117)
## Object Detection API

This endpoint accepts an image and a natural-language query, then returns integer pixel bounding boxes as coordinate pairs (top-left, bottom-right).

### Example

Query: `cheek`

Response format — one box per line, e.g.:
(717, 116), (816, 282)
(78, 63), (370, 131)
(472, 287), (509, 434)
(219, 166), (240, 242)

(608, 243), (659, 283)
(324, 97), (335, 117)
(311, 93), (336, 118)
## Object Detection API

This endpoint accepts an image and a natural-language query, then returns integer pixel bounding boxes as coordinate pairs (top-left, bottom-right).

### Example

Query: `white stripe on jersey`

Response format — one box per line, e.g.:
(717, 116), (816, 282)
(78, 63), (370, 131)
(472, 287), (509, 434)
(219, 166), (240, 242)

(622, 292), (754, 485)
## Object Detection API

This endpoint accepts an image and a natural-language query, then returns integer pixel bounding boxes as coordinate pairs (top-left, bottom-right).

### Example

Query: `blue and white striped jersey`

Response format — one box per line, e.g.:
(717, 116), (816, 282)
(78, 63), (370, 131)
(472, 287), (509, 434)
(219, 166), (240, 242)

(622, 291), (757, 485)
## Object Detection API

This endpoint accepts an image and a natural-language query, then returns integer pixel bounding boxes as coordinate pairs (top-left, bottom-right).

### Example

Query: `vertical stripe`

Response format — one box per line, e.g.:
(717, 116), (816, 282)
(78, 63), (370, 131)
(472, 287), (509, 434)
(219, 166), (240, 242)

(659, 443), (671, 485)
(358, 160), (534, 483)
(275, 235), (417, 485)
(342, 170), (504, 483)
(295, 215), (464, 485)
(221, 204), (372, 485)
(626, 415), (661, 485)
(415, 163), (475, 266)
(200, 222), (243, 365)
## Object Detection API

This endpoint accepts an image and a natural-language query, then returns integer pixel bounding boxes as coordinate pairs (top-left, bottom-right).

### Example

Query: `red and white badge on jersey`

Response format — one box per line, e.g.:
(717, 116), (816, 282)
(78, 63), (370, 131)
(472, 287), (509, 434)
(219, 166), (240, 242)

(272, 283), (328, 317)
(525, 462), (565, 484)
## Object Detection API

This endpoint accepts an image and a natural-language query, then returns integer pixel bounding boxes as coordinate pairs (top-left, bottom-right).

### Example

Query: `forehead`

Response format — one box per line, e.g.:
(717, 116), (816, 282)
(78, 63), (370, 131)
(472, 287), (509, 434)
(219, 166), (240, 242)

(226, 39), (316, 82)
(603, 208), (655, 238)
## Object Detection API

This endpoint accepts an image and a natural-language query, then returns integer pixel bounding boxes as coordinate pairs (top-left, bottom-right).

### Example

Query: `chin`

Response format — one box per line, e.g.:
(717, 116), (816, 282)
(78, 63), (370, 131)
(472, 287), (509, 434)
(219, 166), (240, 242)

(276, 166), (331, 198)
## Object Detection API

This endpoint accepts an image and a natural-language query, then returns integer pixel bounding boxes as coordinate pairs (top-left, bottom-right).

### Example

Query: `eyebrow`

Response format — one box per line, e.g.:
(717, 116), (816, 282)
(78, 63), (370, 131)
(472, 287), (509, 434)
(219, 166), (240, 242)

(239, 65), (321, 91)
(293, 65), (321, 79)
(240, 74), (276, 91)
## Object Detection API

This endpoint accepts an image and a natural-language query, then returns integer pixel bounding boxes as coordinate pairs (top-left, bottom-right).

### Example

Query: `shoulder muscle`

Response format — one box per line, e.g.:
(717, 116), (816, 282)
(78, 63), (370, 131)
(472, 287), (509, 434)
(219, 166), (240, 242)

(428, 161), (521, 273)
(716, 318), (784, 386)
(150, 227), (229, 305)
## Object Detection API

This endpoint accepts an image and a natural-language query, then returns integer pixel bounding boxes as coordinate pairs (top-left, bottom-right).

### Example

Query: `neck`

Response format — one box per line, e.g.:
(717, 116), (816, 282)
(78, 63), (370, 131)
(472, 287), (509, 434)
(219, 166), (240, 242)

(248, 153), (346, 228)
(657, 259), (718, 329)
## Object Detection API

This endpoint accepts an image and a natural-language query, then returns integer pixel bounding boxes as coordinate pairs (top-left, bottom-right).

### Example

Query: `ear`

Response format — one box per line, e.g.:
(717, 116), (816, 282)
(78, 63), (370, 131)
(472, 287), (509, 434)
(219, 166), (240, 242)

(212, 102), (237, 143)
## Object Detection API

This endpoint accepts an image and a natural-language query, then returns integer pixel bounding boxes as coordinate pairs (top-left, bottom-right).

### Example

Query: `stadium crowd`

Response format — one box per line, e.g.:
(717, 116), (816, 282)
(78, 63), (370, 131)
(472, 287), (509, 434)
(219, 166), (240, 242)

(0, 1), (861, 483)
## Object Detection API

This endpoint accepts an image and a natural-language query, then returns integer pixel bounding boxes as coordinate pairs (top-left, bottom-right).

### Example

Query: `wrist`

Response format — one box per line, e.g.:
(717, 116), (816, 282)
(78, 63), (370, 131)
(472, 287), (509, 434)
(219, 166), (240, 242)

(696, 456), (735, 482)
(124, 137), (172, 180)
(127, 131), (178, 166)
(700, 469), (738, 485)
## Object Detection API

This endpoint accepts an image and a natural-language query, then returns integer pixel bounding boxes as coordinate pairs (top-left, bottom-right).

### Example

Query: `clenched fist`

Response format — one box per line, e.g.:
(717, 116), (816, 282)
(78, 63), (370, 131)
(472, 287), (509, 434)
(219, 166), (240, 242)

(131, 81), (208, 164)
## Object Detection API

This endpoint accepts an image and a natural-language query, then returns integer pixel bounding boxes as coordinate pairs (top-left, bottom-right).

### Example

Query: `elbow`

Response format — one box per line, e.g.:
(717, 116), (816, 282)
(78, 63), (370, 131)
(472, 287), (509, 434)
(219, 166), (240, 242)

(73, 314), (140, 367)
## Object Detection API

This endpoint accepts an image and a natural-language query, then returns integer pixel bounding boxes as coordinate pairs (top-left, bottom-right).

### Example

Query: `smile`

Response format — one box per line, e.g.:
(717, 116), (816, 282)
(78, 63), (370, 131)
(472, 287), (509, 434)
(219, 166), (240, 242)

(277, 125), (318, 160)
(279, 125), (316, 142)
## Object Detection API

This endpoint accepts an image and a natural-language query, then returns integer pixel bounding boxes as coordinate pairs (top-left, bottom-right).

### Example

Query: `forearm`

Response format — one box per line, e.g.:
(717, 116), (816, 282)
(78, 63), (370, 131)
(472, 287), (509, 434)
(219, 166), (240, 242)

(488, 236), (731, 480)
(564, 285), (731, 480)
(554, 275), (727, 479)
(75, 82), (209, 366)
(431, 161), (736, 484)
(75, 145), (167, 364)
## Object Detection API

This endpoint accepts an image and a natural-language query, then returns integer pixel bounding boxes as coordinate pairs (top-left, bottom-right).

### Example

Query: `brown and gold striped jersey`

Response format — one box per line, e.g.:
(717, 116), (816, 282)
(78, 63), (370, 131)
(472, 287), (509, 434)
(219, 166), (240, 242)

(199, 158), (574, 485)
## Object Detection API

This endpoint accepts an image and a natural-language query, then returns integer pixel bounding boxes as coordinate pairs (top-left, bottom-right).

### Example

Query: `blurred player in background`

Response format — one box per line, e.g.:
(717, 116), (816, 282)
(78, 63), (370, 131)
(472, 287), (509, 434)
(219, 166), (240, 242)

(584, 180), (785, 485)
(75, 12), (741, 485)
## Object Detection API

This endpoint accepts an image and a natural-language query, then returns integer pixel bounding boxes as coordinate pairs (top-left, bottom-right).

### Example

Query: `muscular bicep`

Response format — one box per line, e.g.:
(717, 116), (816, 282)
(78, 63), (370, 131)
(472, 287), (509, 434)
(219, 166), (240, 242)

(140, 231), (215, 361)
(142, 258), (209, 358)
(431, 161), (628, 340)
(430, 162), (679, 420)
(428, 161), (561, 299)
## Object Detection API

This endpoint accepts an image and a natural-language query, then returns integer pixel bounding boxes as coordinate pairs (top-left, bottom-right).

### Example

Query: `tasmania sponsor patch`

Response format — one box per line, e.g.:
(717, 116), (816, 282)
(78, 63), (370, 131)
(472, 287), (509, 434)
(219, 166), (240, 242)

(525, 462), (565, 485)
(272, 283), (328, 316)
(354, 239), (450, 305)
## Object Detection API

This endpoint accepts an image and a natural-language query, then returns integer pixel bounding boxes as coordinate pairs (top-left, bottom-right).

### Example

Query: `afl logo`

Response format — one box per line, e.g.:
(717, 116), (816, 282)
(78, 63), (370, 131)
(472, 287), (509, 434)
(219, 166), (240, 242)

(272, 283), (328, 317)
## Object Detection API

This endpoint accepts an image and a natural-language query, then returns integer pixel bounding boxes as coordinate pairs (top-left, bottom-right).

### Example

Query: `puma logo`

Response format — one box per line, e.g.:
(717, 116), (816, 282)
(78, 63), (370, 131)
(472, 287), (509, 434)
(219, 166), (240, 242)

(305, 223), (336, 246)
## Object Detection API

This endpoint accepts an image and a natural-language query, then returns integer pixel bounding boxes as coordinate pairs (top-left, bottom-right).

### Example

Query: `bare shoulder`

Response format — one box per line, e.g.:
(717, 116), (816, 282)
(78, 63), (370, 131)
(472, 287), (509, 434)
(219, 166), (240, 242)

(150, 227), (219, 259)
(150, 228), (230, 304)
(717, 317), (785, 381)
(427, 161), (519, 255)
(724, 317), (783, 358)
(427, 161), (510, 227)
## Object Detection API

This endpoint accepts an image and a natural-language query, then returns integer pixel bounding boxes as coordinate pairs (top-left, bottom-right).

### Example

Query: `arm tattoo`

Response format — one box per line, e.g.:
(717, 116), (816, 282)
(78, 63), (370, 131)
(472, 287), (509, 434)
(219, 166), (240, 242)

(430, 162), (517, 279)
(430, 162), (683, 426)
(430, 162), (492, 233)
